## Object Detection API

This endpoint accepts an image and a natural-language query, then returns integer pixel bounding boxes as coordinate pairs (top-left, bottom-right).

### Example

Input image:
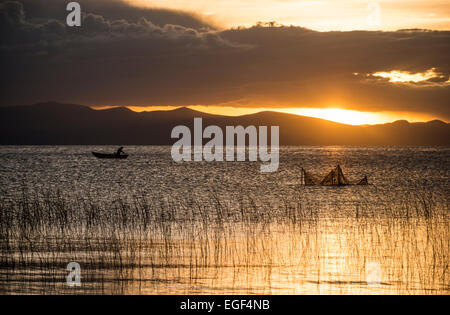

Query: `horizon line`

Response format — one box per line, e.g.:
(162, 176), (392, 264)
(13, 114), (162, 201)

(2, 101), (447, 126)
(88, 104), (448, 126)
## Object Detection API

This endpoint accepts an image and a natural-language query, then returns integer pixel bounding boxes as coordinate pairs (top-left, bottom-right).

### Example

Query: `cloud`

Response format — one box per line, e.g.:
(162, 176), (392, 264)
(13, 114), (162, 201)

(18, 0), (215, 29)
(0, 3), (240, 61)
(0, 0), (449, 120)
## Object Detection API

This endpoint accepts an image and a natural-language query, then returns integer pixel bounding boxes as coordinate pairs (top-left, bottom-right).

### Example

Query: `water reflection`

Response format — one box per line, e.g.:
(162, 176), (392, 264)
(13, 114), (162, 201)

(0, 146), (448, 294)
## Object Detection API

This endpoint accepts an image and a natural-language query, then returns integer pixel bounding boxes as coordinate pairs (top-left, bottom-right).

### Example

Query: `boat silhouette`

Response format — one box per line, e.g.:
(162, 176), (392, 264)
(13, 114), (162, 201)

(92, 152), (128, 159)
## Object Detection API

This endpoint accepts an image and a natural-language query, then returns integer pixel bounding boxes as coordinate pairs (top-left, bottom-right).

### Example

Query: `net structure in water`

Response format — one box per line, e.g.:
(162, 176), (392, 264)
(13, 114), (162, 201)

(301, 165), (368, 186)
(301, 168), (318, 186)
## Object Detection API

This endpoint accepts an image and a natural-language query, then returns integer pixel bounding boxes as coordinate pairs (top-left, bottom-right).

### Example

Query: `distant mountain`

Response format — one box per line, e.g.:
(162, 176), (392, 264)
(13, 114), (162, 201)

(0, 102), (449, 145)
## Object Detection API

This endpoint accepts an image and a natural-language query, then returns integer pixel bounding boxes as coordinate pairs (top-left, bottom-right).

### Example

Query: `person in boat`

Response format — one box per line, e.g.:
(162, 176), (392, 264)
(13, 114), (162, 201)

(116, 147), (125, 156)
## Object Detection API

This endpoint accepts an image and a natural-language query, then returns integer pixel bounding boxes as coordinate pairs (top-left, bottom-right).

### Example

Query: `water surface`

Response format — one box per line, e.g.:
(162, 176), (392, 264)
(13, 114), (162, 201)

(0, 146), (448, 294)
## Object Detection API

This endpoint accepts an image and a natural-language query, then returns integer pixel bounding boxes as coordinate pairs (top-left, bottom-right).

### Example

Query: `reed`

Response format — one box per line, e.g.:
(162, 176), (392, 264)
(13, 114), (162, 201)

(0, 186), (448, 294)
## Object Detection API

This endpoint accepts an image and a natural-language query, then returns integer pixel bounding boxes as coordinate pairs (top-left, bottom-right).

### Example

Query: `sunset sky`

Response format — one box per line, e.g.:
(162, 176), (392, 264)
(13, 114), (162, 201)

(1, 0), (449, 125)
(128, 0), (450, 31)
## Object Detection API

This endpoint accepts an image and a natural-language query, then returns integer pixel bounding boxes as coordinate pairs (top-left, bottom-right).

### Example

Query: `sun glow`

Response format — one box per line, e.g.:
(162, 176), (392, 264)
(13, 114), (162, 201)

(92, 105), (437, 125)
(272, 108), (387, 125)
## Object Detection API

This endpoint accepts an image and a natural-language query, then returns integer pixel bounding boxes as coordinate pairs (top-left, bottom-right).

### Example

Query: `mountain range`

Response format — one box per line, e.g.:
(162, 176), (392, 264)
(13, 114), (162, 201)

(0, 102), (448, 145)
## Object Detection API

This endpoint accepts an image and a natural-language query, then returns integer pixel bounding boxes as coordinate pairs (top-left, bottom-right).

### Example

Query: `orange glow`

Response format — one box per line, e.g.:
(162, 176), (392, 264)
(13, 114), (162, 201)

(92, 105), (439, 125)
(371, 68), (447, 83)
(125, 0), (450, 31)
(272, 108), (390, 125)
(268, 108), (438, 125)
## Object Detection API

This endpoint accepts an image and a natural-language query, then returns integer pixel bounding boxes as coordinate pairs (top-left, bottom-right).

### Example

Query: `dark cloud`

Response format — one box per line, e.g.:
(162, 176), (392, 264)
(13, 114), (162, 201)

(17, 0), (214, 29)
(0, 1), (228, 50)
(0, 0), (449, 120)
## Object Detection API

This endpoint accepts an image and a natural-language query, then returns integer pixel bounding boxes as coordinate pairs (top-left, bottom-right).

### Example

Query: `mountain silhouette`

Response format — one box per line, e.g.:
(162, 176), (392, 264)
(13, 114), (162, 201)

(0, 102), (449, 145)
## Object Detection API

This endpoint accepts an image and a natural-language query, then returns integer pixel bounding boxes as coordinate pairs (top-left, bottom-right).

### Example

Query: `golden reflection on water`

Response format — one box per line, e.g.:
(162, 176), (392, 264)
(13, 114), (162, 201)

(126, 218), (448, 294)
(2, 217), (447, 295)
(1, 146), (448, 295)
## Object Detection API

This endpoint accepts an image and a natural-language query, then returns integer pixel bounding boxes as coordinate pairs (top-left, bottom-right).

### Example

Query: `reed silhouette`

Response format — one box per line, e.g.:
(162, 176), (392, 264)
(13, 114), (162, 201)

(0, 186), (447, 294)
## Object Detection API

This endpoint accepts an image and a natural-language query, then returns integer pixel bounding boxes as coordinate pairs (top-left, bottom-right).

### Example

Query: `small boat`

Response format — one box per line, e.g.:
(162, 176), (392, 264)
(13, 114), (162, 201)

(92, 152), (128, 159)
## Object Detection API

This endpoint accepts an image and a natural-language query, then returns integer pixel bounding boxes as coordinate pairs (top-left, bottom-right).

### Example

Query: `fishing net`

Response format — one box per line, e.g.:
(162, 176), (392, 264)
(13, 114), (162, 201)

(301, 168), (318, 186)
(301, 165), (368, 186)
(319, 165), (350, 186)
(356, 176), (368, 185)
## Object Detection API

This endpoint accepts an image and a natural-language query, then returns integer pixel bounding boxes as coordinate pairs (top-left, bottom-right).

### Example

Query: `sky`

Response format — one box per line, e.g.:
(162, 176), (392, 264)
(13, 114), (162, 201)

(0, 0), (449, 125)
(127, 0), (450, 31)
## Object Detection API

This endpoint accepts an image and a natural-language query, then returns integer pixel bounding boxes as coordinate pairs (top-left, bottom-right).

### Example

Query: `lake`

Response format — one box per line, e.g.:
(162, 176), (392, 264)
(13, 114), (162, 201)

(0, 146), (448, 294)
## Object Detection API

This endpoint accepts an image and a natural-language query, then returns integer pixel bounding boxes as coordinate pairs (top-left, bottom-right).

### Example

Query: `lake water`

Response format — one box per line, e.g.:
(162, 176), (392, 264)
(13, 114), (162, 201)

(0, 146), (448, 294)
